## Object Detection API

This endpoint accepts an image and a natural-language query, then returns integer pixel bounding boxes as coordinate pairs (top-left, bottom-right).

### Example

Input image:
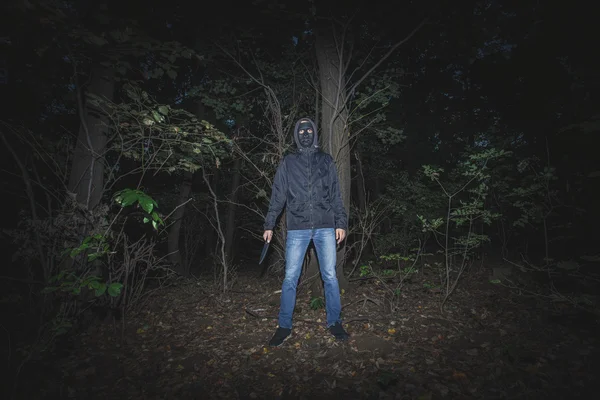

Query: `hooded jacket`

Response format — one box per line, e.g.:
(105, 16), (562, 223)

(264, 118), (348, 231)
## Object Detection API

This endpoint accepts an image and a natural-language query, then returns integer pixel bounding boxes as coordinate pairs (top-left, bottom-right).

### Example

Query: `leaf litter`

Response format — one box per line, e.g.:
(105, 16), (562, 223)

(23, 267), (600, 399)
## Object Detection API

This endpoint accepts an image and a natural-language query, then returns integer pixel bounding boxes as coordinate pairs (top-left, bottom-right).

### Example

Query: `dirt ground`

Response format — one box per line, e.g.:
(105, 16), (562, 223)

(17, 263), (600, 400)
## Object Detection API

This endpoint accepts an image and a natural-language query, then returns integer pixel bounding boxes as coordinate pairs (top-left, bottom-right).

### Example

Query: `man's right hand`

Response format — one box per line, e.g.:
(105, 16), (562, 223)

(263, 230), (273, 243)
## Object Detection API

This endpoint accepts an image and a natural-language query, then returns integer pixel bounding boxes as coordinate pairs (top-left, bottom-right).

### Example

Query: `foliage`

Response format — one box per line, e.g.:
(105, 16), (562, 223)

(507, 158), (559, 229)
(42, 271), (122, 298)
(113, 188), (164, 230)
(99, 83), (232, 177)
(43, 189), (164, 304)
(309, 296), (325, 310)
(356, 249), (422, 312)
(63, 234), (110, 262)
(372, 168), (443, 256)
(418, 147), (507, 308)
(6, 187), (171, 349)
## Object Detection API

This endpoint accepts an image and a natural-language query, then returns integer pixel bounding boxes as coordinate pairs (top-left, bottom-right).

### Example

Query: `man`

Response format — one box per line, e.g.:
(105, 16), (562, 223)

(263, 117), (350, 347)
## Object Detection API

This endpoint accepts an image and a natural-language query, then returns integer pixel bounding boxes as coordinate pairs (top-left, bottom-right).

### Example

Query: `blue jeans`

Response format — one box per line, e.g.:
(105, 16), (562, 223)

(278, 228), (342, 329)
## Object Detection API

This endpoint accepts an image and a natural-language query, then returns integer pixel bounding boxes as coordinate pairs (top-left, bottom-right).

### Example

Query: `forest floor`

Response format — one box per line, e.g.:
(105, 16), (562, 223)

(18, 261), (600, 400)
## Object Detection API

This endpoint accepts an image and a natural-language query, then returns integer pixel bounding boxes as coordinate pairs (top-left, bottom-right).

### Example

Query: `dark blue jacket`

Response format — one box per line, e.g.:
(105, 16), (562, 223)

(264, 118), (348, 231)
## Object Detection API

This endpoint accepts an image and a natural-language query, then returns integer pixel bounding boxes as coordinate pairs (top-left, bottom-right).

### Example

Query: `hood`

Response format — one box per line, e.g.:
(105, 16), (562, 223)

(293, 117), (319, 150)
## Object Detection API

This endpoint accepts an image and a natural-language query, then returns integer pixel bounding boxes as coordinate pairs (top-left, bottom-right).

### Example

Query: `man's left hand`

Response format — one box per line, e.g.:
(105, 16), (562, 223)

(335, 228), (346, 244)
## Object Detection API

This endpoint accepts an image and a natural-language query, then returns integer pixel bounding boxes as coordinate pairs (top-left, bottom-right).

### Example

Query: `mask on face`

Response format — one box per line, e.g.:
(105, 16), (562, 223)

(298, 121), (314, 148)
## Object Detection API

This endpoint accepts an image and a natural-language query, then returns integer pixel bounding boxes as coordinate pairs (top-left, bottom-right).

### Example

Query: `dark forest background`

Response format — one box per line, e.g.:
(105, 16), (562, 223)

(1, 0), (599, 398)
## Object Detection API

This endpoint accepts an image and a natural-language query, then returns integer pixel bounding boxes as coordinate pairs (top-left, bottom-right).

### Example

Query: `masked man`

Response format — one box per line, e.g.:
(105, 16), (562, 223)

(263, 117), (350, 346)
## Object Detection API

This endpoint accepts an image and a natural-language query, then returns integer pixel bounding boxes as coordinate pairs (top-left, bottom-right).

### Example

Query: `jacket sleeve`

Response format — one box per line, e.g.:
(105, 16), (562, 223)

(329, 157), (348, 230)
(263, 158), (288, 230)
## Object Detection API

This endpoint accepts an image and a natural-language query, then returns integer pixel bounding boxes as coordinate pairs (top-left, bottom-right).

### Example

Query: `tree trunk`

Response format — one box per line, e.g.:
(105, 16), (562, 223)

(315, 23), (351, 290)
(68, 65), (114, 210)
(224, 157), (242, 264)
(168, 171), (193, 275)
(192, 101), (221, 264)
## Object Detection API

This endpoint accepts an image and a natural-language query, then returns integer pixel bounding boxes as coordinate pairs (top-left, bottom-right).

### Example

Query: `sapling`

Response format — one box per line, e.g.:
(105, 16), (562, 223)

(419, 148), (505, 311)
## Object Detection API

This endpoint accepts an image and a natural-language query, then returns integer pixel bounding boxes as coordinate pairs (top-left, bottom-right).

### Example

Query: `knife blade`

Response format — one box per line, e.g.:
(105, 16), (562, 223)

(258, 241), (270, 265)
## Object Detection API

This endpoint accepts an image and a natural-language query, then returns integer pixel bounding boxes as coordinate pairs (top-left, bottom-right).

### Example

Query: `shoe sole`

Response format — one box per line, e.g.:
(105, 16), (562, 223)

(269, 333), (291, 347)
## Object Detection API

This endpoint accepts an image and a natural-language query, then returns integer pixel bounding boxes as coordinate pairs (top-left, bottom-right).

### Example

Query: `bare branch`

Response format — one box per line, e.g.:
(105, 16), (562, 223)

(348, 19), (428, 95)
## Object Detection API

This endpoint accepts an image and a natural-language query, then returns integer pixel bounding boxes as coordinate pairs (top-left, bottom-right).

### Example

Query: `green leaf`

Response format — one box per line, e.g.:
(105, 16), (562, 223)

(88, 35), (108, 46)
(489, 279), (501, 284)
(107, 283), (123, 297)
(89, 280), (101, 289)
(152, 220), (158, 230)
(139, 197), (153, 214)
(152, 110), (165, 123)
(158, 105), (169, 116)
(120, 191), (138, 207)
(309, 296), (325, 310)
(95, 283), (107, 297)
(166, 69), (177, 80)
(87, 252), (101, 262)
(143, 216), (150, 223)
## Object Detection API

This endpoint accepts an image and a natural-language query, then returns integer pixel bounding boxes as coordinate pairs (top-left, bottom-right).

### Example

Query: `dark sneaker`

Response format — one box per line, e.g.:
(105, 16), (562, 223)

(268, 327), (291, 347)
(329, 322), (350, 341)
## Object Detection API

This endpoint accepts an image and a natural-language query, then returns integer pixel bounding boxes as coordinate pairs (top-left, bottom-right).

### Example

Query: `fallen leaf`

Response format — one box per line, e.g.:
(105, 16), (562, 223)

(526, 364), (539, 374)
(466, 348), (478, 356)
(452, 371), (468, 381)
(388, 328), (396, 334)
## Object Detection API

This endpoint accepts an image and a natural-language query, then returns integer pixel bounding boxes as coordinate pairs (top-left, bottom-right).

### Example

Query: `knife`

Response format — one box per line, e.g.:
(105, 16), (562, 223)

(258, 241), (270, 265)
